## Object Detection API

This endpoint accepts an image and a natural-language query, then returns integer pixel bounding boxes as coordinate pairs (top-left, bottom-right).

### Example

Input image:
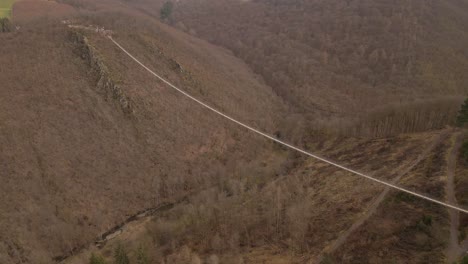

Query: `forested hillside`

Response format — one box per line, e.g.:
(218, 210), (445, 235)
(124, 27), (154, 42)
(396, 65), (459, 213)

(1, 0), (468, 263)
(0, 3), (291, 262)
(130, 0), (468, 136)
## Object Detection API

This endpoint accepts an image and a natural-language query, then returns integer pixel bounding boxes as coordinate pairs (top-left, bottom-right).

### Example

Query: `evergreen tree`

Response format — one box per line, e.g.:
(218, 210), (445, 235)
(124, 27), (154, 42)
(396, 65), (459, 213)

(90, 253), (107, 264)
(160, 1), (174, 21)
(456, 98), (468, 127)
(461, 255), (468, 264)
(136, 245), (149, 264)
(0, 18), (12, 33)
(461, 141), (468, 163)
(114, 244), (130, 264)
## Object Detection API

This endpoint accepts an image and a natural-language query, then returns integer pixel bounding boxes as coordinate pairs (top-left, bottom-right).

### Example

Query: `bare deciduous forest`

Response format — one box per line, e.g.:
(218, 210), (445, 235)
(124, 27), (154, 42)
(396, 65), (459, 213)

(164, 0), (468, 136)
(1, 0), (468, 263)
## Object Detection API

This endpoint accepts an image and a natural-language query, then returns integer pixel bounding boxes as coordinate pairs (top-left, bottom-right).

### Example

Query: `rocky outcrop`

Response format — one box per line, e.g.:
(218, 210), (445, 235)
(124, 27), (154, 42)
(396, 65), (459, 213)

(68, 30), (134, 115)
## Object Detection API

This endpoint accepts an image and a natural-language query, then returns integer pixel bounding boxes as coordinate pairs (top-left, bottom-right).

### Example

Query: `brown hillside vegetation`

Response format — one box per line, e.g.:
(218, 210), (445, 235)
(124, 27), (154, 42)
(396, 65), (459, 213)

(64, 130), (455, 263)
(0, 4), (290, 262)
(1, 0), (468, 263)
(12, 0), (77, 23)
(130, 0), (468, 135)
(455, 133), (468, 253)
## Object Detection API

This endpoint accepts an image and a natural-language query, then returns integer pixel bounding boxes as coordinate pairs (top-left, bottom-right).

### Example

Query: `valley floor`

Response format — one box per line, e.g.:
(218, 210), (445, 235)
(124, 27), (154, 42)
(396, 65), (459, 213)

(62, 129), (468, 264)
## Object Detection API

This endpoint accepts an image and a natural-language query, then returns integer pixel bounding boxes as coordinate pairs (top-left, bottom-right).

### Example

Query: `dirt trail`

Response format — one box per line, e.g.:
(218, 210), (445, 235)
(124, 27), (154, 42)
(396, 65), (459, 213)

(314, 131), (449, 263)
(446, 131), (466, 263)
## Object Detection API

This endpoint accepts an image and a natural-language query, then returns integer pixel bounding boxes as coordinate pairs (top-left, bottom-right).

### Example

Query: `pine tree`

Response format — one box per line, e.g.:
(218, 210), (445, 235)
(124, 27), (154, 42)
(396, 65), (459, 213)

(114, 244), (130, 264)
(160, 1), (174, 21)
(456, 98), (468, 127)
(136, 245), (149, 264)
(460, 141), (468, 163)
(0, 18), (12, 33)
(461, 255), (468, 264)
(90, 253), (107, 264)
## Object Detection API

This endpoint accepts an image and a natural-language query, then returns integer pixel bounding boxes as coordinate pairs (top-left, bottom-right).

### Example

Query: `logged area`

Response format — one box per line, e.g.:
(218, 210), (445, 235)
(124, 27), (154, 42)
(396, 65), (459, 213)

(1, 0), (468, 263)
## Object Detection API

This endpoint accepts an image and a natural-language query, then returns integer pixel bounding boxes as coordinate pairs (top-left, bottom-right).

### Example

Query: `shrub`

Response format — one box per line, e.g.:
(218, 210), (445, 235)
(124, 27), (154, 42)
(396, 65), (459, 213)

(136, 245), (149, 264)
(320, 255), (335, 264)
(160, 1), (174, 21)
(460, 141), (468, 163)
(90, 253), (107, 264)
(457, 98), (468, 127)
(394, 192), (416, 203)
(114, 244), (130, 264)
(459, 228), (467, 242)
(460, 255), (468, 264)
(0, 18), (12, 33)
(422, 215), (432, 226)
